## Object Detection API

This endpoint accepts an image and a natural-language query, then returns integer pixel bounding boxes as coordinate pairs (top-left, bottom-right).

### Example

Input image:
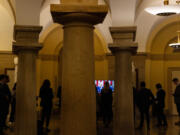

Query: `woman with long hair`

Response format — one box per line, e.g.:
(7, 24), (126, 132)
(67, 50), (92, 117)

(39, 79), (53, 132)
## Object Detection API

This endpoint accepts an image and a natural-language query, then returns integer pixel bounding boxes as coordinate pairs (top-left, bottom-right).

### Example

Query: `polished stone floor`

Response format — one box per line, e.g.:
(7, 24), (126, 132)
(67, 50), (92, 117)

(3, 111), (180, 135)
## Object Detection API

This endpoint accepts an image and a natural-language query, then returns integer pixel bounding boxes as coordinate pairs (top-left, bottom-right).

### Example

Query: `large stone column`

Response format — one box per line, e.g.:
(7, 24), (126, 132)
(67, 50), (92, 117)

(51, 4), (107, 135)
(109, 27), (137, 135)
(13, 25), (42, 135)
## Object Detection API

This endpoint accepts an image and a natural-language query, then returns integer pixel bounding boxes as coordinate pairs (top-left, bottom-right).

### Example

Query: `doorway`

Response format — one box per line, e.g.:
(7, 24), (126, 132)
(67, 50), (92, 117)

(168, 68), (180, 116)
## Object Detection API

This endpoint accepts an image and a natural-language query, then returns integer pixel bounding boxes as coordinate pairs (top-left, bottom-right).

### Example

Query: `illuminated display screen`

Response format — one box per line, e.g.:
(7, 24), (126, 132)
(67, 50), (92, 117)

(95, 80), (114, 93)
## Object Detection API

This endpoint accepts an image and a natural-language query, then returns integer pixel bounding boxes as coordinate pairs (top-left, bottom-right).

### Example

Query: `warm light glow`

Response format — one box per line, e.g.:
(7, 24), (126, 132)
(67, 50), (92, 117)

(145, 5), (180, 16)
(169, 31), (180, 48)
(169, 42), (180, 48)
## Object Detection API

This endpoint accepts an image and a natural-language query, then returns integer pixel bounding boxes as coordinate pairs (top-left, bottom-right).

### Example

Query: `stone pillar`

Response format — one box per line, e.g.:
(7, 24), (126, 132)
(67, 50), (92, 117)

(51, 4), (107, 135)
(109, 27), (137, 135)
(13, 25), (42, 135)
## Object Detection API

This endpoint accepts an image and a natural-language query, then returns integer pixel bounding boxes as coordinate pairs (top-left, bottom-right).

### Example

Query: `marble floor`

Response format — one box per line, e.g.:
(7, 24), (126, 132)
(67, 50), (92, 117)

(3, 112), (180, 135)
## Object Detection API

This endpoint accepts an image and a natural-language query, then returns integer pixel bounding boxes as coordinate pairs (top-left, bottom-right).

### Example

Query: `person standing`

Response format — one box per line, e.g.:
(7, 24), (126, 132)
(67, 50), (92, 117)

(96, 85), (101, 121)
(39, 79), (53, 132)
(136, 81), (154, 130)
(101, 81), (113, 127)
(57, 85), (61, 108)
(0, 74), (6, 133)
(2, 75), (11, 128)
(0, 75), (11, 132)
(9, 83), (16, 123)
(172, 78), (180, 125)
(155, 83), (167, 128)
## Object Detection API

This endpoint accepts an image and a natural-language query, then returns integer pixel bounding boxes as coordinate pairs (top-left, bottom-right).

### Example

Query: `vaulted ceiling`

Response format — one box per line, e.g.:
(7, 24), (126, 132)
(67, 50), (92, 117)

(0, 0), (179, 53)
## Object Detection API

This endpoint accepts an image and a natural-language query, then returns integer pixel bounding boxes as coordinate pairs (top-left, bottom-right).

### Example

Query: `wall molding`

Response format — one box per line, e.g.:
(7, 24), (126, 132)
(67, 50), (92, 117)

(0, 51), (13, 55)
(38, 54), (112, 61)
(147, 53), (180, 60)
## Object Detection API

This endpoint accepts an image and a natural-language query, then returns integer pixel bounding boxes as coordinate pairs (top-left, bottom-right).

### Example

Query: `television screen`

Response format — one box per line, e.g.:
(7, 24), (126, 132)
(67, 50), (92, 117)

(95, 80), (114, 93)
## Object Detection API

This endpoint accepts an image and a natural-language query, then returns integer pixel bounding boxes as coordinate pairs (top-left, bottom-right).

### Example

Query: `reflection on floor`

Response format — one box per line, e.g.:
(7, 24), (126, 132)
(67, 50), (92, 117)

(3, 113), (180, 135)
(135, 116), (180, 135)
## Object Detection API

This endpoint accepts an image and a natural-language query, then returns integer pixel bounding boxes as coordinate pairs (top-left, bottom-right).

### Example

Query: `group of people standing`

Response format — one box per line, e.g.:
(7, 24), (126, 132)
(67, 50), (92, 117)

(1, 76), (180, 133)
(0, 74), (16, 133)
(135, 81), (167, 130)
(96, 80), (168, 130)
(135, 78), (180, 130)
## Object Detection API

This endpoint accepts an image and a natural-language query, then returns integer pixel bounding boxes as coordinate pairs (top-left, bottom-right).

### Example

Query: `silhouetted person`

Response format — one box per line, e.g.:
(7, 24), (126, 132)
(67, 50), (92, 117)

(155, 83), (167, 127)
(39, 79), (53, 132)
(3, 75), (11, 128)
(4, 75), (11, 126)
(101, 81), (113, 127)
(57, 85), (61, 108)
(0, 74), (5, 133)
(172, 78), (180, 125)
(133, 87), (138, 123)
(9, 83), (16, 123)
(96, 85), (101, 121)
(0, 75), (11, 133)
(137, 81), (154, 130)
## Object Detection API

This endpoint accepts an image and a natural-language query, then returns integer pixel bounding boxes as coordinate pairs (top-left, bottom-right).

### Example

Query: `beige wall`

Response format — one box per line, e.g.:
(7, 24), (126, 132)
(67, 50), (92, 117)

(36, 55), (58, 96)
(0, 52), (14, 74)
(0, 3), (14, 51)
(133, 53), (146, 88)
(95, 58), (109, 80)
(145, 54), (180, 111)
(144, 21), (180, 112)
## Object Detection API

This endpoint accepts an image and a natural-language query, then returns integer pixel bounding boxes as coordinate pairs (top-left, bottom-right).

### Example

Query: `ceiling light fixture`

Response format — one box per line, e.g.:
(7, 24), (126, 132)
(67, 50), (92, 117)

(169, 31), (180, 48)
(145, 0), (180, 16)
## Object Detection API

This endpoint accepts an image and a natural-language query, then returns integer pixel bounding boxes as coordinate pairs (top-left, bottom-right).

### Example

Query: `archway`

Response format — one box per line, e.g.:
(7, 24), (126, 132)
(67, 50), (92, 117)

(145, 20), (180, 115)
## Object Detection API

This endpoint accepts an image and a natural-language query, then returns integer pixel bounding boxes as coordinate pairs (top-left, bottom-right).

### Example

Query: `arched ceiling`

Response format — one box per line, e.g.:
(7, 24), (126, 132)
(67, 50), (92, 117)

(40, 0), (112, 45)
(16, 0), (43, 25)
(109, 0), (136, 26)
(39, 24), (108, 56)
(149, 21), (179, 54)
(0, 0), (180, 53)
(0, 0), (15, 51)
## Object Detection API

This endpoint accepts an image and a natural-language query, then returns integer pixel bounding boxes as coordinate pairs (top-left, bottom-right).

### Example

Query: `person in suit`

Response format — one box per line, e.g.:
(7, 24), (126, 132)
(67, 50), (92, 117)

(39, 79), (53, 132)
(0, 75), (11, 133)
(0, 74), (6, 133)
(172, 78), (180, 125)
(155, 83), (167, 128)
(101, 81), (113, 127)
(136, 81), (154, 130)
(9, 83), (16, 123)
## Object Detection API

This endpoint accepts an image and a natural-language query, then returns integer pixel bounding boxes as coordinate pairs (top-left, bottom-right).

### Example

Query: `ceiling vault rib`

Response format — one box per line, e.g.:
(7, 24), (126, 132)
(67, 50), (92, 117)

(7, 0), (16, 24)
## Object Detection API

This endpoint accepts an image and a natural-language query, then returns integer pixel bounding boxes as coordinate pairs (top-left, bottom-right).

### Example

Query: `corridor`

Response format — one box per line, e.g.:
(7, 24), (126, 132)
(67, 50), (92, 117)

(3, 113), (180, 135)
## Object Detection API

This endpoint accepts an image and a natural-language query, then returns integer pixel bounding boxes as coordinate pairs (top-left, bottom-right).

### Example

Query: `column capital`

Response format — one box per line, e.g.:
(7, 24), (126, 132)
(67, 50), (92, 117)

(50, 4), (108, 25)
(109, 43), (137, 55)
(13, 25), (43, 54)
(110, 26), (137, 43)
(109, 26), (138, 55)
